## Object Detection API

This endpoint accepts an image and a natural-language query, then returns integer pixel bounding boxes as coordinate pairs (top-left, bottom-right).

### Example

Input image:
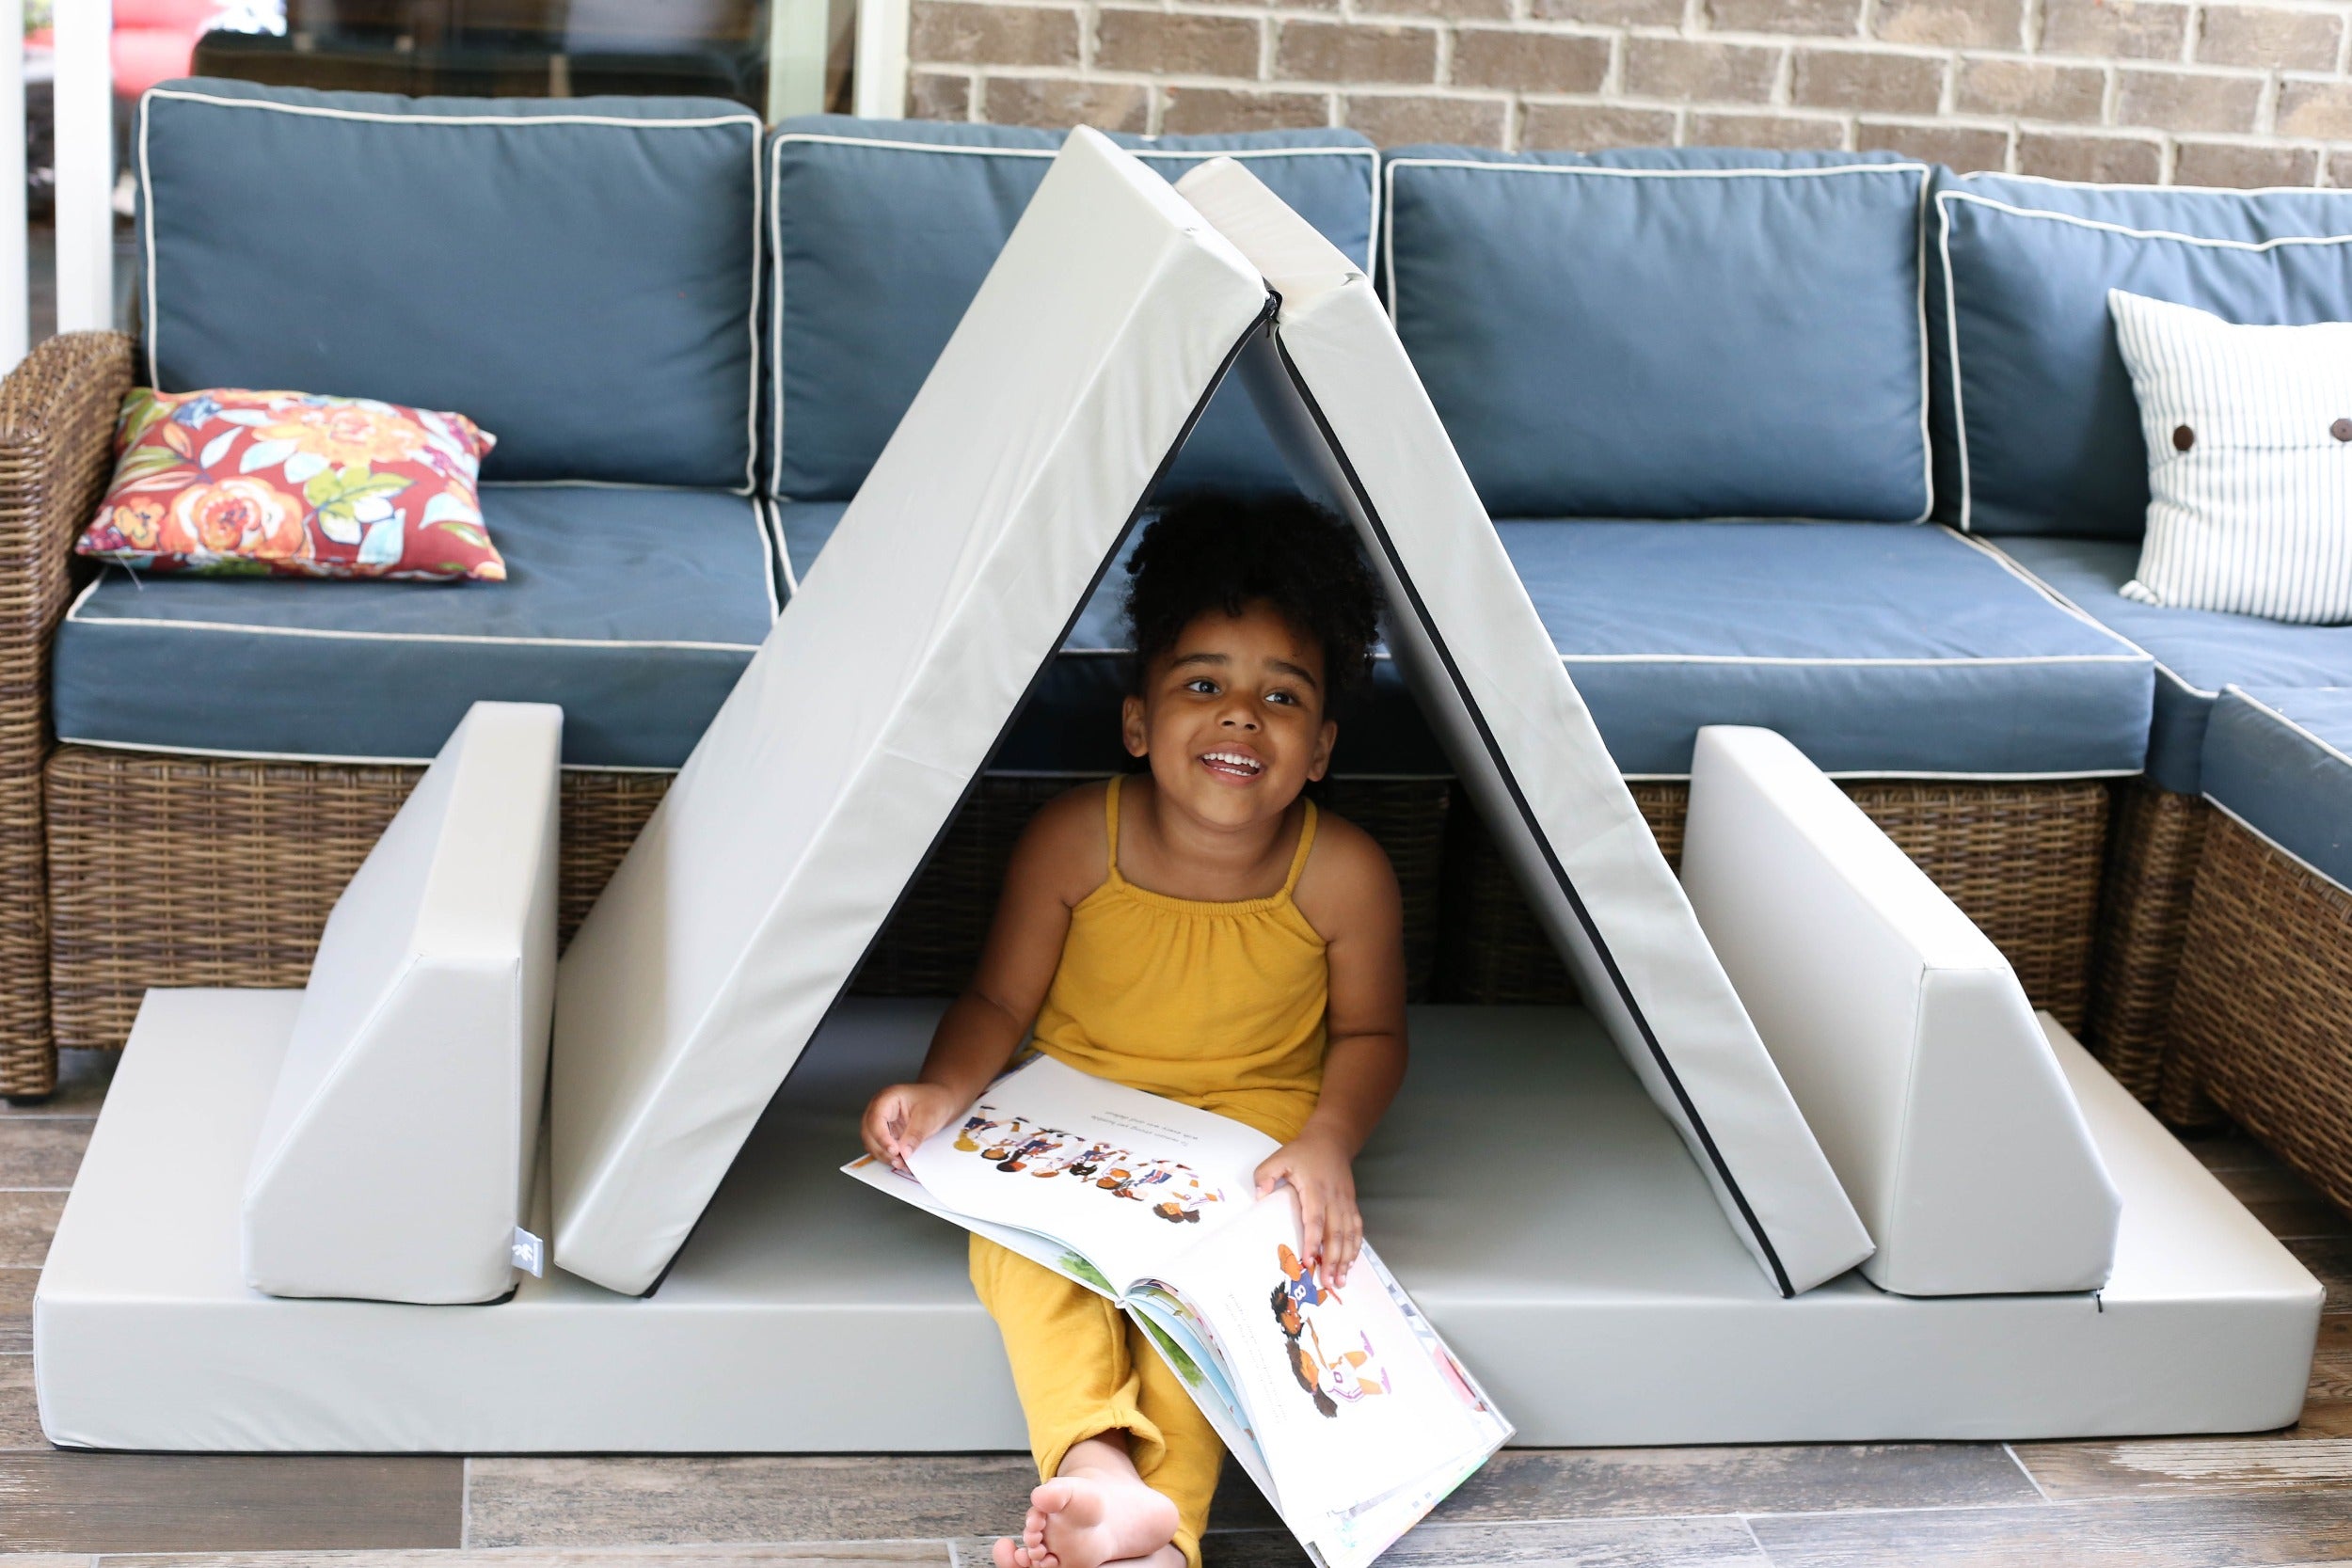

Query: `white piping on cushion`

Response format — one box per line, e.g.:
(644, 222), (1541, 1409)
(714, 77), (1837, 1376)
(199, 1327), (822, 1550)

(1934, 189), (2352, 534)
(140, 87), (766, 496)
(766, 498), (800, 600)
(763, 133), (1377, 496)
(52, 731), (684, 774)
(2201, 795), (2352, 900)
(1963, 169), (2350, 200)
(753, 495), (781, 622)
(1380, 158), (1936, 524)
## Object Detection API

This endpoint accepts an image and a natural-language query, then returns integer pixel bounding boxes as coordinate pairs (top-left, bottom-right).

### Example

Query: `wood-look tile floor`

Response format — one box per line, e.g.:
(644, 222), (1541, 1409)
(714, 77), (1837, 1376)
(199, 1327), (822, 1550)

(7, 1049), (2350, 1565)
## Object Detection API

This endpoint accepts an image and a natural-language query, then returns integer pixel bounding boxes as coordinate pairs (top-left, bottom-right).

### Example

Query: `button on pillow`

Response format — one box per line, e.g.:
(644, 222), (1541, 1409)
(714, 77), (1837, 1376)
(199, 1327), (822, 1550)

(2111, 290), (2352, 625)
(78, 388), (504, 581)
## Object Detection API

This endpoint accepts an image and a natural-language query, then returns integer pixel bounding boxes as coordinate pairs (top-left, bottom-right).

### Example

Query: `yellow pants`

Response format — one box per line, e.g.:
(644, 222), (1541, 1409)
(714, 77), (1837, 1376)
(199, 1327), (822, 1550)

(971, 1079), (1318, 1568)
(972, 1236), (1222, 1568)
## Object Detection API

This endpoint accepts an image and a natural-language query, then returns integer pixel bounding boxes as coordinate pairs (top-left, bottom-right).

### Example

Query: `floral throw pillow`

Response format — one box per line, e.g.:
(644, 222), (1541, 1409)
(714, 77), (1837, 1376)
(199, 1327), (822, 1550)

(77, 388), (504, 580)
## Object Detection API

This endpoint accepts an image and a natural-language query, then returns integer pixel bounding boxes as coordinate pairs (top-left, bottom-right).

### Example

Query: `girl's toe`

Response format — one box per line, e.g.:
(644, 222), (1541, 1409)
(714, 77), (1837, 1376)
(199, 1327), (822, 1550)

(991, 1538), (1021, 1568)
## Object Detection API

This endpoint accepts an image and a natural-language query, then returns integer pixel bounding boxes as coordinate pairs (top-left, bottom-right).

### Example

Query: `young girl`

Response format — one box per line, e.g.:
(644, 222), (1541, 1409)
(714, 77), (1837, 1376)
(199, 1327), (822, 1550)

(859, 494), (1409, 1568)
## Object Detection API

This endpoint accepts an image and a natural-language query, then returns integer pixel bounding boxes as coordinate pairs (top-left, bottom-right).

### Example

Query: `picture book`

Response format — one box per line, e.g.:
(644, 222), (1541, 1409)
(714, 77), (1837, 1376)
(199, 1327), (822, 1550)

(843, 1053), (1512, 1568)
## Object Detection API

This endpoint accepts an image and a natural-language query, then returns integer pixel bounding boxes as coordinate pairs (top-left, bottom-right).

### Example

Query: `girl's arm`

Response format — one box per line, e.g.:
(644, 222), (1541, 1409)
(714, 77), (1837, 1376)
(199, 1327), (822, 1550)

(860, 786), (1105, 1170)
(1260, 813), (1409, 1286)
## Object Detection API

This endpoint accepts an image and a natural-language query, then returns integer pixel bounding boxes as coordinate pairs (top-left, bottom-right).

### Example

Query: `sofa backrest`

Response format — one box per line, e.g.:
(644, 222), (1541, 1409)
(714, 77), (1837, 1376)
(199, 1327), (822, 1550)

(1379, 147), (1931, 523)
(765, 116), (1376, 501)
(1931, 171), (2352, 540)
(137, 79), (763, 489)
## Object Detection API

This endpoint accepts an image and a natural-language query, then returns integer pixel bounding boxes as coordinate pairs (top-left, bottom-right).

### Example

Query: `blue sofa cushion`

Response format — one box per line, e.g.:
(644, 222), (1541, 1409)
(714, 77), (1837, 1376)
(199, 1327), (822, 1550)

(1990, 535), (2352, 794)
(2201, 687), (2352, 895)
(54, 486), (780, 770)
(1930, 172), (2352, 540)
(138, 79), (762, 490)
(766, 117), (1376, 501)
(1379, 147), (1930, 522)
(780, 506), (2149, 779)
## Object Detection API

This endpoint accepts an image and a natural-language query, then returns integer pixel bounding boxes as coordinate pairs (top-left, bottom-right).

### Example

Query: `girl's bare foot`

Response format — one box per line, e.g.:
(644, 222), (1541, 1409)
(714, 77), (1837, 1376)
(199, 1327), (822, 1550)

(1020, 1472), (1180, 1568)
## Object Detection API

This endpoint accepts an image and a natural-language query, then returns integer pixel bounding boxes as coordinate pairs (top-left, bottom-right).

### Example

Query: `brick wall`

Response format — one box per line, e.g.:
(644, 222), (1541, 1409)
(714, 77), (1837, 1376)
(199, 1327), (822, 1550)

(902, 0), (2352, 186)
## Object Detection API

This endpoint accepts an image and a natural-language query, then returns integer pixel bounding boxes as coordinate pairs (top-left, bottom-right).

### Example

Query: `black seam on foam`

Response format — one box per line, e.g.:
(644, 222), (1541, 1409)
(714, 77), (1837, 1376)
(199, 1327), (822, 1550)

(1271, 332), (1798, 1300)
(644, 293), (1283, 1299)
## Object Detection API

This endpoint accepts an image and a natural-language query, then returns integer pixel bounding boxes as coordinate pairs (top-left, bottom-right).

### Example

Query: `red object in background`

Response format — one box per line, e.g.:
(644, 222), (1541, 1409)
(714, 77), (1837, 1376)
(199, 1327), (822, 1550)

(113, 0), (225, 99)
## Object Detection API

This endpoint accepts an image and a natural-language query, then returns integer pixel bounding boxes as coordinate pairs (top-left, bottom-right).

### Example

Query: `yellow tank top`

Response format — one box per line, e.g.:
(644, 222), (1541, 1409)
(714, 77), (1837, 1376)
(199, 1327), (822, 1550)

(1029, 776), (1329, 1143)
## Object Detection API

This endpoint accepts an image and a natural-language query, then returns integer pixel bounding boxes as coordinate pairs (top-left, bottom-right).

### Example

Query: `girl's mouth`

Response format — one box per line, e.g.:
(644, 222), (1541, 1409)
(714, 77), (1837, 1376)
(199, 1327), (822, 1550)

(1200, 749), (1264, 780)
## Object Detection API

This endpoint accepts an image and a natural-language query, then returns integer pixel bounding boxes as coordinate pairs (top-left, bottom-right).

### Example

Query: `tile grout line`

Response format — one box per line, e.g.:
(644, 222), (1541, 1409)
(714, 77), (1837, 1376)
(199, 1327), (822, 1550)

(2003, 1442), (2055, 1503)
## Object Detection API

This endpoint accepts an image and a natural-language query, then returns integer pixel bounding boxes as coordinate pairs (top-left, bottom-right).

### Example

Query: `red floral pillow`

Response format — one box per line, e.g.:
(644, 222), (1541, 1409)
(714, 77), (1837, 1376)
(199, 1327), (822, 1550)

(77, 388), (504, 580)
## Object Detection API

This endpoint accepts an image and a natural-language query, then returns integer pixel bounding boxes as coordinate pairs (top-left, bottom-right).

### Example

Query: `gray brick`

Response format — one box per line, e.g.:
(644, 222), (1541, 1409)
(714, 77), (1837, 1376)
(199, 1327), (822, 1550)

(2040, 0), (2190, 59)
(2279, 78), (2352, 137)
(1452, 29), (1610, 92)
(980, 74), (1150, 129)
(1790, 48), (1945, 114)
(1530, 0), (1681, 20)
(1276, 21), (1439, 83)
(2197, 5), (2342, 71)
(1708, 0), (1863, 34)
(1520, 100), (1679, 149)
(1873, 0), (2025, 47)
(1857, 119), (2010, 169)
(1096, 10), (1261, 78)
(1623, 36), (1781, 101)
(2015, 128), (2163, 182)
(2115, 67), (2264, 133)
(1954, 56), (2106, 121)
(1343, 92), (1509, 145)
(908, 70), (975, 119)
(1687, 110), (1849, 148)
(1162, 86), (1331, 133)
(909, 1), (1081, 68)
(2171, 139), (2319, 187)
(2329, 150), (2352, 187)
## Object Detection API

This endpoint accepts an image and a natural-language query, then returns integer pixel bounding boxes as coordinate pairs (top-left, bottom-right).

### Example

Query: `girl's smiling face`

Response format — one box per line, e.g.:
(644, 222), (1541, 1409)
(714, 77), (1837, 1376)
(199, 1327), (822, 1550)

(1121, 598), (1337, 829)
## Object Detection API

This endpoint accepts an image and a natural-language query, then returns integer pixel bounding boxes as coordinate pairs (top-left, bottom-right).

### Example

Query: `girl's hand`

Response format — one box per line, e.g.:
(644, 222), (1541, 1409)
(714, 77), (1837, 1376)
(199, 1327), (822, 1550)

(861, 1082), (966, 1174)
(1255, 1129), (1362, 1289)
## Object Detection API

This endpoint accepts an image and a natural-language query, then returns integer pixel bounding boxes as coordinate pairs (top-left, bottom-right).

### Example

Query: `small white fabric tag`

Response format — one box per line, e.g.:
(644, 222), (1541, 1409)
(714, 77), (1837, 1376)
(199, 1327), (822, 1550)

(511, 1227), (546, 1278)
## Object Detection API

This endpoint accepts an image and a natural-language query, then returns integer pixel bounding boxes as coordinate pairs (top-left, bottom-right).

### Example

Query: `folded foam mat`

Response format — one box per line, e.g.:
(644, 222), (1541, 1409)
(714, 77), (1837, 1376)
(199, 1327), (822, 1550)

(1177, 157), (1873, 1295)
(553, 132), (1867, 1300)
(549, 128), (1277, 1294)
(244, 700), (562, 1304)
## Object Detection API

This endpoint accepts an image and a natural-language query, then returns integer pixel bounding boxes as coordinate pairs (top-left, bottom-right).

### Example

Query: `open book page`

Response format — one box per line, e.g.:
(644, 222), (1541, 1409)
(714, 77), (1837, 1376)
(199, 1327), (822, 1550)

(1136, 1195), (1512, 1567)
(842, 1154), (1112, 1293)
(897, 1054), (1280, 1292)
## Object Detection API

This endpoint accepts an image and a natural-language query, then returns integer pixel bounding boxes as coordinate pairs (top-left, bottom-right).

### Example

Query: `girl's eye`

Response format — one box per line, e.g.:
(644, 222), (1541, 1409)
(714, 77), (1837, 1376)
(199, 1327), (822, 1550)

(1266, 689), (1298, 706)
(1185, 677), (1219, 695)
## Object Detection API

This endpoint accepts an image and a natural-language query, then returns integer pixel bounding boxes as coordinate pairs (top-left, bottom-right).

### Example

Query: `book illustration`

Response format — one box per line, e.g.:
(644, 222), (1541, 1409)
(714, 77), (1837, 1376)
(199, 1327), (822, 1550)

(953, 1101), (1230, 1226)
(1271, 1243), (1394, 1418)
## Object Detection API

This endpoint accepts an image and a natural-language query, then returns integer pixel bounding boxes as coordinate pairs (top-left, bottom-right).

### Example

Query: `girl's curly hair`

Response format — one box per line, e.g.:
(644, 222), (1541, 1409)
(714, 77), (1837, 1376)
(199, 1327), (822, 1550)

(1120, 494), (1382, 707)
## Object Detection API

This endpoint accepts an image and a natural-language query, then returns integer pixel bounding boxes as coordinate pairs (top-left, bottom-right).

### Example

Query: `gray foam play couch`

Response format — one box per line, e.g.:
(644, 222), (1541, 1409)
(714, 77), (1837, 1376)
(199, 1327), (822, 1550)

(33, 132), (2319, 1455)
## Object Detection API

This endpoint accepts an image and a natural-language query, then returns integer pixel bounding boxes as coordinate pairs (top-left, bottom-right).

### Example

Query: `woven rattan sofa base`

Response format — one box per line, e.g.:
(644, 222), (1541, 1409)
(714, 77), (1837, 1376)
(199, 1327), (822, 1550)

(2082, 781), (2212, 1109)
(43, 750), (1453, 1053)
(2169, 813), (2352, 1216)
(44, 745), (672, 1053)
(1434, 778), (2110, 1031)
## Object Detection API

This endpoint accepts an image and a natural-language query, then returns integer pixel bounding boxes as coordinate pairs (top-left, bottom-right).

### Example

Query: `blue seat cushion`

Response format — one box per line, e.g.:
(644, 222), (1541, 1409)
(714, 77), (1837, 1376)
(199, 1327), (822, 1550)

(1930, 172), (2352, 540)
(2201, 687), (2352, 895)
(779, 505), (2149, 779)
(55, 486), (779, 769)
(1990, 535), (2352, 795)
(766, 118), (1376, 501)
(139, 79), (762, 489)
(1380, 147), (1930, 522)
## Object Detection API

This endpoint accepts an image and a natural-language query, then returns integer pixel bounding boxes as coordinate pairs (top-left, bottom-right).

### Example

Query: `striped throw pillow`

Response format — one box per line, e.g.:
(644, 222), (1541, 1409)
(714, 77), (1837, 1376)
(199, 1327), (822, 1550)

(2110, 290), (2352, 625)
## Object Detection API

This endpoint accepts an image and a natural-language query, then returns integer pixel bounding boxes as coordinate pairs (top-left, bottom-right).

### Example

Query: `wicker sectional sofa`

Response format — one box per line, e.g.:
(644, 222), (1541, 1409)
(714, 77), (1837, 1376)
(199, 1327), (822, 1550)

(2, 87), (2347, 1226)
